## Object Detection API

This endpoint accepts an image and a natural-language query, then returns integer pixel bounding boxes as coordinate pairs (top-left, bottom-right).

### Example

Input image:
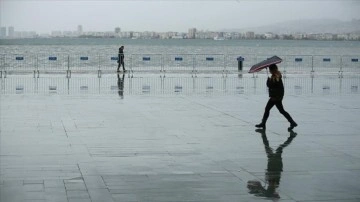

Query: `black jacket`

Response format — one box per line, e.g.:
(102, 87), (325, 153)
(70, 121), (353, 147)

(118, 49), (124, 62)
(267, 74), (284, 99)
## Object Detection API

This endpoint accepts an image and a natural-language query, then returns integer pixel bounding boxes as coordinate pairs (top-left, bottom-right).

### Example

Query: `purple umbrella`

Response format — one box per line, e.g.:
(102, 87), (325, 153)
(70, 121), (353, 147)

(248, 55), (282, 73)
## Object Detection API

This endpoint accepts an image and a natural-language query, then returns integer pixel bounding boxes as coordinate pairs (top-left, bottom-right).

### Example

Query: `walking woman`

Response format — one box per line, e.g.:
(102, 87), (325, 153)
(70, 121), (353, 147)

(255, 64), (297, 130)
(117, 46), (126, 72)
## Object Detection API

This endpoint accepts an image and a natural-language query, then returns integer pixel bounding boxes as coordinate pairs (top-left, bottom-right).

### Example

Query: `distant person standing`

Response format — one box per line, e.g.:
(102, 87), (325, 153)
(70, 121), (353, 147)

(255, 64), (297, 131)
(117, 46), (126, 72)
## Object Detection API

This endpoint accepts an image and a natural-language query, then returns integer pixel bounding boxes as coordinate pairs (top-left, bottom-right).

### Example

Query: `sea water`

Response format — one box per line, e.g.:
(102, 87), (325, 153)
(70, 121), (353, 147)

(1, 38), (360, 56)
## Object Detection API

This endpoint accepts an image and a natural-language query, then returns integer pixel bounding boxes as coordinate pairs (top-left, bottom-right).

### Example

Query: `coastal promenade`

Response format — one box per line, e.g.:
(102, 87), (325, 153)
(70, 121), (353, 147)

(1, 73), (360, 202)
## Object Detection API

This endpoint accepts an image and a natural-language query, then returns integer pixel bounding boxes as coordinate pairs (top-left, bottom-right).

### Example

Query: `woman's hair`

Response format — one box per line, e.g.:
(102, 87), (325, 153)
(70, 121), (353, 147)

(269, 64), (278, 71)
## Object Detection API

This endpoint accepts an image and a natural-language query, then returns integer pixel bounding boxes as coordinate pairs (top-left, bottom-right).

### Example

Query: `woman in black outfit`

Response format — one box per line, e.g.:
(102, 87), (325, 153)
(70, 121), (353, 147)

(117, 46), (126, 72)
(255, 64), (297, 130)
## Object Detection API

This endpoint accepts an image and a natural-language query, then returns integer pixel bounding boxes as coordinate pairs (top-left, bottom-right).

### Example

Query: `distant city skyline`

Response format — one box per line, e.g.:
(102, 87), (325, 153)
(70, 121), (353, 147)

(1, 0), (360, 34)
(1, 18), (359, 36)
(1, 24), (359, 41)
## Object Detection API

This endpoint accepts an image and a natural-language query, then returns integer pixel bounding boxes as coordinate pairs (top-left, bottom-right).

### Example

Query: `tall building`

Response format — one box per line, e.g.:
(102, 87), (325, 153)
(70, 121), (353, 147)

(245, 31), (255, 39)
(77, 25), (83, 35)
(115, 27), (121, 34)
(8, 26), (15, 38)
(0, 27), (6, 38)
(188, 28), (197, 39)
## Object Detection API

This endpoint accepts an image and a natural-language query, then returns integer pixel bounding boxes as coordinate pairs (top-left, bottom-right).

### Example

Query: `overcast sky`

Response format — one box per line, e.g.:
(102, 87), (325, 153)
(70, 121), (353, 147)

(1, 0), (360, 33)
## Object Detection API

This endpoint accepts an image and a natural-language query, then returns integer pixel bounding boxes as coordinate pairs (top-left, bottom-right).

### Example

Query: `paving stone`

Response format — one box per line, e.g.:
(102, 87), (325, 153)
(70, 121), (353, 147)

(1, 74), (360, 201)
(25, 191), (46, 200)
(24, 183), (44, 192)
(88, 188), (114, 202)
(44, 180), (65, 188)
(112, 193), (138, 202)
(66, 190), (90, 199)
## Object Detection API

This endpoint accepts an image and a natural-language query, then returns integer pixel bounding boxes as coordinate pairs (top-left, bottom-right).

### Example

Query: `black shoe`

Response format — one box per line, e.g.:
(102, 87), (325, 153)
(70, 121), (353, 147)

(255, 128), (266, 134)
(289, 130), (297, 137)
(255, 123), (266, 129)
(288, 122), (298, 130)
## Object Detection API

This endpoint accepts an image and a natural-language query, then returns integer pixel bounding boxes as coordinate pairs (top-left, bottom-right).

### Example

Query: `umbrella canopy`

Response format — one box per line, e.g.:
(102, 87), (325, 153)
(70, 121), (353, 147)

(248, 56), (282, 73)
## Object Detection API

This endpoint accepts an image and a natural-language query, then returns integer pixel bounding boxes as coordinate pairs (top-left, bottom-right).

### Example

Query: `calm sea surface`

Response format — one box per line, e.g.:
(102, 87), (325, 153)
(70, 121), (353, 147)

(1, 38), (360, 56)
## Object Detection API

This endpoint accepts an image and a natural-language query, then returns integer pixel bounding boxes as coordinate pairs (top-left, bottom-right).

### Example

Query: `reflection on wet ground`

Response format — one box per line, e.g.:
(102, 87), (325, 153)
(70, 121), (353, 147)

(1, 73), (360, 201)
(248, 129), (297, 199)
(1, 73), (360, 96)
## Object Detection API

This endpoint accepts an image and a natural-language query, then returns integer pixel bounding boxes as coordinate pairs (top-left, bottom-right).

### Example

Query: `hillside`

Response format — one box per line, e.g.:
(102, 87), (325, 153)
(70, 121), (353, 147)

(223, 19), (360, 34)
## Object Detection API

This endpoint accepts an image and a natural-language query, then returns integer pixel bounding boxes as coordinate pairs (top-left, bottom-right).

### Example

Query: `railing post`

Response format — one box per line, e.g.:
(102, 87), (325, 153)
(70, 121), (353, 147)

(67, 55), (71, 78)
(339, 73), (343, 94)
(283, 56), (286, 78)
(34, 55), (37, 78)
(68, 55), (70, 71)
(339, 56), (343, 78)
(0, 57), (2, 78)
(192, 54), (196, 73)
(311, 55), (314, 76)
(3, 55), (6, 78)
(283, 55), (287, 77)
(34, 72), (38, 94)
(223, 54), (226, 73)
(340, 55), (343, 72)
(98, 54), (101, 78)
(36, 55), (40, 78)
(0, 55), (2, 78)
(130, 54), (133, 73)
(160, 54), (164, 72)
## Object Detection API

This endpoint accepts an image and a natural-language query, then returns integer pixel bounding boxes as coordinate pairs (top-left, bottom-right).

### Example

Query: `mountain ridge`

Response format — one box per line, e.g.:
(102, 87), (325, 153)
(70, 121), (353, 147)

(221, 19), (360, 34)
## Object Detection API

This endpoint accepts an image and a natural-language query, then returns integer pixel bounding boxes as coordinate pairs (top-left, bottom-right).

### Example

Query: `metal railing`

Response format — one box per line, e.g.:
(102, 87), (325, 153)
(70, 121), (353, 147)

(0, 54), (359, 78)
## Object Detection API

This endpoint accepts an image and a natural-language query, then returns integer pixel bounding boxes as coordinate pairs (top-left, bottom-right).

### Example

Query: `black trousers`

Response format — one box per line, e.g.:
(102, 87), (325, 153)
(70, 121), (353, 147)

(262, 98), (295, 124)
(117, 58), (125, 70)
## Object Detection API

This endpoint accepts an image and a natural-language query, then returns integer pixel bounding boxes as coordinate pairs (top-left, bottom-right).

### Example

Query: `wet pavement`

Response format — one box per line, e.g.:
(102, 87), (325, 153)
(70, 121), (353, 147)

(1, 73), (360, 202)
